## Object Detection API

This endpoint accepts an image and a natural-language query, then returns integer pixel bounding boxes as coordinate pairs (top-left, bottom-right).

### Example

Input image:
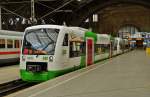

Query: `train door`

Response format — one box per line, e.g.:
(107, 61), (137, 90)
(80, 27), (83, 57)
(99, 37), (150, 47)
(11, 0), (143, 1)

(86, 38), (94, 66)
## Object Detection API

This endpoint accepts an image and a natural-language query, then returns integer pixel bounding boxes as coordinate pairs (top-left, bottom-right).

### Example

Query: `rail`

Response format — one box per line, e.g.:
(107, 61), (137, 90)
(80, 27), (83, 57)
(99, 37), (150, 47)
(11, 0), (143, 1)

(0, 79), (37, 96)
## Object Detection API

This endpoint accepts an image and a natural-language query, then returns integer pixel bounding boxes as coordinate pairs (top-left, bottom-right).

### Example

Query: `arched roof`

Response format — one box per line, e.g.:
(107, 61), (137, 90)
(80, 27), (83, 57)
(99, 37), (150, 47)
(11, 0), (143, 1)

(1, 0), (150, 27)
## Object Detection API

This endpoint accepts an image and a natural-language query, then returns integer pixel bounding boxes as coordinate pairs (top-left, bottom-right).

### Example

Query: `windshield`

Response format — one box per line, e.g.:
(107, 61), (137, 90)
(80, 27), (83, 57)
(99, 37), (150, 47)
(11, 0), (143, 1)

(22, 28), (59, 55)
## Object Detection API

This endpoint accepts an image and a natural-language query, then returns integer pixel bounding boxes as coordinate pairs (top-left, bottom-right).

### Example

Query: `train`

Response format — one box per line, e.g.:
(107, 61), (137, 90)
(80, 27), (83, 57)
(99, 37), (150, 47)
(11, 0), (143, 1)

(20, 25), (130, 82)
(0, 30), (23, 65)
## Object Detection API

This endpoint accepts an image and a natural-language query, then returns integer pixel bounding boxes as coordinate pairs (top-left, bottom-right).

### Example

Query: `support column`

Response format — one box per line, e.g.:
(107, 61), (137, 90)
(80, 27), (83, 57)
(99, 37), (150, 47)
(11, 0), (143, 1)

(31, 0), (35, 25)
(89, 16), (93, 31)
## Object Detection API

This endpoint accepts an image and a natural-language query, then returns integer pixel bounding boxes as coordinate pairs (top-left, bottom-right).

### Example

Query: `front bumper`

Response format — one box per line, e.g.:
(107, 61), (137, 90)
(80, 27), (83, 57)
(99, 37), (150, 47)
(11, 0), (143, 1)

(20, 70), (49, 82)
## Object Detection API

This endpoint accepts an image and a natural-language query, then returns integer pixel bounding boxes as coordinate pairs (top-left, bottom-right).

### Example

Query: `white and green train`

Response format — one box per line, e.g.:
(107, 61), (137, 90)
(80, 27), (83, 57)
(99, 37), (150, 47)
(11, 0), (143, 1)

(20, 25), (129, 82)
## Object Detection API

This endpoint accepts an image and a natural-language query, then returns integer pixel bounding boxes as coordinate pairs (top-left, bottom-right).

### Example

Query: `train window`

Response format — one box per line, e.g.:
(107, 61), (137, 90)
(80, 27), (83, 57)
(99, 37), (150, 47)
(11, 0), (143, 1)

(63, 34), (68, 46)
(7, 40), (13, 48)
(80, 42), (86, 55)
(23, 28), (59, 55)
(95, 44), (110, 55)
(15, 40), (20, 48)
(119, 41), (124, 49)
(95, 44), (100, 55)
(0, 39), (5, 48)
(70, 42), (84, 58)
(113, 40), (118, 50)
(20, 40), (22, 46)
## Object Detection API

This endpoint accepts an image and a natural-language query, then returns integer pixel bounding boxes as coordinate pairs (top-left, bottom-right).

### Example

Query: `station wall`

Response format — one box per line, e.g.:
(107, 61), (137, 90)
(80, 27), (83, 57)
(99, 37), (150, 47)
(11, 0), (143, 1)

(98, 5), (150, 35)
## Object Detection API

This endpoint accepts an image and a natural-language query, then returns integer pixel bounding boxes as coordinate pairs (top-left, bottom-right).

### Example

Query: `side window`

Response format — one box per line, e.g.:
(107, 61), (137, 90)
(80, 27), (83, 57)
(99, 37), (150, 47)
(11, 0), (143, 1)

(94, 44), (110, 55)
(63, 34), (68, 46)
(20, 40), (22, 47)
(0, 39), (5, 48)
(15, 40), (20, 48)
(80, 42), (86, 55)
(7, 40), (13, 48)
(70, 42), (84, 58)
(95, 44), (100, 55)
(113, 40), (118, 50)
(119, 41), (124, 49)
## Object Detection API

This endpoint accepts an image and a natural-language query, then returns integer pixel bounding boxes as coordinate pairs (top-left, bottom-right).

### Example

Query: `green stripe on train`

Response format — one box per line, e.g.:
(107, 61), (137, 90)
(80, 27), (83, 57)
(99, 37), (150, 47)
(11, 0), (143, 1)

(20, 65), (82, 82)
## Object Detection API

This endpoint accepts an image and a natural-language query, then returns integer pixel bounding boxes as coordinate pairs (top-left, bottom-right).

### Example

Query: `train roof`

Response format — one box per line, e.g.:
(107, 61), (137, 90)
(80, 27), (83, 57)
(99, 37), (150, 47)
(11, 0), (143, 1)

(25, 25), (67, 31)
(25, 25), (89, 33)
(0, 34), (22, 40)
(97, 34), (111, 38)
(114, 37), (123, 41)
(69, 27), (88, 32)
(0, 30), (23, 36)
(97, 34), (111, 44)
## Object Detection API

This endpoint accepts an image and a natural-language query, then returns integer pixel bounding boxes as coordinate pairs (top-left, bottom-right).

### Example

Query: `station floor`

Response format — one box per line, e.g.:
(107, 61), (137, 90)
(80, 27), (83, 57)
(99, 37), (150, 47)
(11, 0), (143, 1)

(0, 65), (19, 84)
(8, 50), (150, 97)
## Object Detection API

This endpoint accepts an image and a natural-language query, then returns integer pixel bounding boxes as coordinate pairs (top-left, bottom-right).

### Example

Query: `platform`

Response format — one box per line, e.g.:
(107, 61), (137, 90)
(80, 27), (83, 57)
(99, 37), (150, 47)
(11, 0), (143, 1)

(8, 50), (150, 97)
(0, 65), (19, 84)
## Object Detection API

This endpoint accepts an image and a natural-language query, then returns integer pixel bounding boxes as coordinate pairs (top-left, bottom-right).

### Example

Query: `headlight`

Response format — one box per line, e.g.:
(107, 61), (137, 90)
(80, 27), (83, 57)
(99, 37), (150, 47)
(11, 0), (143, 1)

(49, 56), (53, 62)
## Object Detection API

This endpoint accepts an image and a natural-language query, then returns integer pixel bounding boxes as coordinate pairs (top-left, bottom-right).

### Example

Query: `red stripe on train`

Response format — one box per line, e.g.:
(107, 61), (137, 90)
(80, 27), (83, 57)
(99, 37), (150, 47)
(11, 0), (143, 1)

(0, 51), (20, 55)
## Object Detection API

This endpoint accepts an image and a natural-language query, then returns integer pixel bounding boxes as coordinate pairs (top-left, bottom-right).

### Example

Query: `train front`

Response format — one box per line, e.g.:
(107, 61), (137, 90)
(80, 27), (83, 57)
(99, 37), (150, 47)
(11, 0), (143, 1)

(20, 27), (59, 82)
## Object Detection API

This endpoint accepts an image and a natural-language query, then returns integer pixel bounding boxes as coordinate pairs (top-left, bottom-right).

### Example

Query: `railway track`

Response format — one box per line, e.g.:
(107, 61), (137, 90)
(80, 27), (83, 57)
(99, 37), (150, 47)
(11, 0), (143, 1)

(0, 62), (19, 67)
(0, 79), (37, 96)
